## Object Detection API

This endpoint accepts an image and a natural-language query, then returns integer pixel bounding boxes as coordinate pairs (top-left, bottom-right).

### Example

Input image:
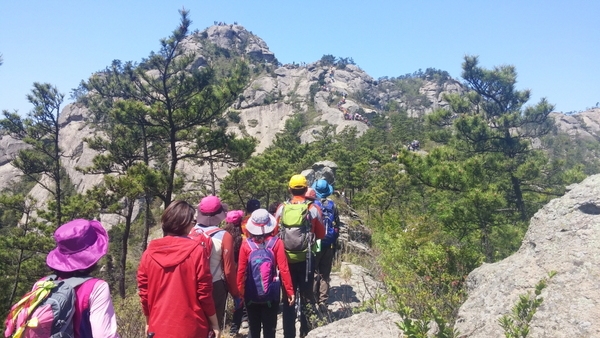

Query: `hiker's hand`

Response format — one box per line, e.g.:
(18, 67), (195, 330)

(212, 328), (221, 338)
(288, 294), (295, 306)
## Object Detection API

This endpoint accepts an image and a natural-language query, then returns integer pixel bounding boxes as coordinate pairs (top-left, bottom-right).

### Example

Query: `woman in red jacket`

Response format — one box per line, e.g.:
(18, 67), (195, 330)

(237, 209), (295, 338)
(137, 200), (219, 338)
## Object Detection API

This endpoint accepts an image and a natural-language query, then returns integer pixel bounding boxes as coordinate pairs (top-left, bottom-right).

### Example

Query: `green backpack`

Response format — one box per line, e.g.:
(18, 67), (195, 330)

(279, 200), (314, 263)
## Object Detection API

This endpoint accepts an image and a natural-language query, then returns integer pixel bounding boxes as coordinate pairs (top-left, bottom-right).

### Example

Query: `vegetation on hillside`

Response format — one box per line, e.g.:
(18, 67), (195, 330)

(0, 9), (595, 335)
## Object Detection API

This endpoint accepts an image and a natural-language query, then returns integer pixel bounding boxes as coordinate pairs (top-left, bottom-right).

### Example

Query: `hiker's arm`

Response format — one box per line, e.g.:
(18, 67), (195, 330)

(137, 255), (149, 316)
(236, 241), (250, 298)
(195, 246), (216, 317)
(221, 231), (240, 298)
(310, 205), (326, 239)
(88, 281), (120, 338)
(208, 313), (220, 338)
(274, 239), (295, 298)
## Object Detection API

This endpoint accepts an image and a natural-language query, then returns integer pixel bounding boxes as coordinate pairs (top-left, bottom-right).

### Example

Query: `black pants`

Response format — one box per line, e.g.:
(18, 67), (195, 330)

(212, 280), (228, 330)
(230, 304), (249, 335)
(246, 302), (278, 338)
(282, 259), (315, 338)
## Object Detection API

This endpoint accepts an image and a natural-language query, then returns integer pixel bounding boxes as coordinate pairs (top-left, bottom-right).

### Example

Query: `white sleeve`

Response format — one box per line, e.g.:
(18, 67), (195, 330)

(88, 280), (120, 338)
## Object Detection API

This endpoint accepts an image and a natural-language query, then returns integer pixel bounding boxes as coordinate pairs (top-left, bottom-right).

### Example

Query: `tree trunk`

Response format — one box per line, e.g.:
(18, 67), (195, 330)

(119, 200), (134, 299)
(141, 196), (152, 252)
(210, 159), (216, 195)
(511, 175), (527, 221)
(54, 120), (62, 228)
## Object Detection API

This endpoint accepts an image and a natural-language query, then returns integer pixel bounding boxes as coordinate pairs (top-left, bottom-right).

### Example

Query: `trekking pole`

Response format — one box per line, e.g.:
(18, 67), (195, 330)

(223, 296), (229, 331)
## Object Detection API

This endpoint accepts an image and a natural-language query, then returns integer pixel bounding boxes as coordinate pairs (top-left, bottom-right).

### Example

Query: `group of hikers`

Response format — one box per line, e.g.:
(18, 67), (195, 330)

(5, 175), (341, 338)
(319, 86), (371, 125)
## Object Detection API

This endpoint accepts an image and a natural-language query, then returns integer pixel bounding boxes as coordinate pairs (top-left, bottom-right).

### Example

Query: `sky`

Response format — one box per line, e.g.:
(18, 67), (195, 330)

(1, 0), (598, 116)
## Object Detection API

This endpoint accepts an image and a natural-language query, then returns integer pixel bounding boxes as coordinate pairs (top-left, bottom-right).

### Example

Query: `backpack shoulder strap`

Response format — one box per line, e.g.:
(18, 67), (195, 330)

(62, 276), (93, 289)
(265, 236), (279, 250)
(246, 238), (258, 251)
(204, 227), (224, 237)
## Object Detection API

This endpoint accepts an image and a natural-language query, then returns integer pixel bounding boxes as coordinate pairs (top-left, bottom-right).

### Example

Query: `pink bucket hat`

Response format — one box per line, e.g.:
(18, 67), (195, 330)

(245, 209), (277, 236)
(226, 210), (244, 224)
(46, 219), (108, 272)
(197, 195), (228, 226)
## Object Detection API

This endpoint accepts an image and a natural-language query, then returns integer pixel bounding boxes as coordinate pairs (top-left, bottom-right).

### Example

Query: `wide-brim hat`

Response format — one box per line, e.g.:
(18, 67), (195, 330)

(312, 179), (334, 199)
(245, 209), (277, 236)
(46, 219), (108, 272)
(197, 195), (228, 226)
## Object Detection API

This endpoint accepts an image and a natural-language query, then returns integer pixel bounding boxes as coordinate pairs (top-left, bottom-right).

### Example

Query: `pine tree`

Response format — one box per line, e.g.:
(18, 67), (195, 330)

(0, 83), (66, 228)
(82, 9), (251, 207)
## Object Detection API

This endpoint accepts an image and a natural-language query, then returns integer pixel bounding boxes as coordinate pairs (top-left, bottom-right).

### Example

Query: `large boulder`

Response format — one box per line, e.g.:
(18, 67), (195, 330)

(306, 311), (402, 338)
(454, 174), (600, 337)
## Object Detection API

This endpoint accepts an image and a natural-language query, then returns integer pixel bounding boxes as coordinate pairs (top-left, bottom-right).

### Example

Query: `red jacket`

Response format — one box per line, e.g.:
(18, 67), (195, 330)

(137, 236), (215, 338)
(237, 236), (294, 299)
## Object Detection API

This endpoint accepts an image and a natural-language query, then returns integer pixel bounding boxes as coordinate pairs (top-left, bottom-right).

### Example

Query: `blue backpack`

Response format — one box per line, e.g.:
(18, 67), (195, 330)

(314, 199), (337, 247)
(244, 237), (281, 305)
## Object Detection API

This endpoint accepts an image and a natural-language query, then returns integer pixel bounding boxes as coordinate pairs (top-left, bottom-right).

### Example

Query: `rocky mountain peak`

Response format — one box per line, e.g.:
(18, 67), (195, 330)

(197, 23), (275, 63)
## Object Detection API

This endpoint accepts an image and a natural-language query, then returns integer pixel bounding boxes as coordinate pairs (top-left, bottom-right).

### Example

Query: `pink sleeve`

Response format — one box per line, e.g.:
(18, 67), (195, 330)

(88, 281), (120, 338)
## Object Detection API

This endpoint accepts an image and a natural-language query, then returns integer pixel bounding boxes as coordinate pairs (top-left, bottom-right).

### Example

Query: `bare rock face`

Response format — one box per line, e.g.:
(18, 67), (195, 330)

(551, 108), (600, 141)
(454, 174), (600, 338)
(0, 135), (28, 166)
(230, 102), (296, 153)
(0, 135), (27, 191)
(305, 311), (402, 338)
(203, 24), (275, 63)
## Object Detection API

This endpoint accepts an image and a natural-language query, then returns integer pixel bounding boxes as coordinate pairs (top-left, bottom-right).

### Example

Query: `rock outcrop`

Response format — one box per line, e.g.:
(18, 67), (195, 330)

(454, 174), (600, 338)
(550, 108), (600, 141)
(306, 311), (402, 338)
(0, 135), (27, 191)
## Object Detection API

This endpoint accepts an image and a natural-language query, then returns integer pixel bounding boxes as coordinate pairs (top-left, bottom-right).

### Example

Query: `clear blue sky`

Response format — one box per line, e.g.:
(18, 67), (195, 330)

(1, 0), (598, 115)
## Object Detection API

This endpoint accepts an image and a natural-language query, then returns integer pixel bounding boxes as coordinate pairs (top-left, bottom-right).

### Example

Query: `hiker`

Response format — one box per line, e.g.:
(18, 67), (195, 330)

(6, 219), (120, 338)
(276, 174), (325, 338)
(237, 209), (295, 338)
(138, 201), (218, 338)
(224, 210), (249, 337)
(241, 198), (261, 238)
(311, 179), (341, 313)
(189, 195), (240, 331)
(268, 201), (281, 216)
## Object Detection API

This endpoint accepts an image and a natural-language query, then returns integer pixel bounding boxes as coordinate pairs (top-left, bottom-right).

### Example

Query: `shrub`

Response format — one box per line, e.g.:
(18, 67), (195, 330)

(114, 296), (146, 338)
(498, 272), (556, 338)
(227, 110), (241, 124)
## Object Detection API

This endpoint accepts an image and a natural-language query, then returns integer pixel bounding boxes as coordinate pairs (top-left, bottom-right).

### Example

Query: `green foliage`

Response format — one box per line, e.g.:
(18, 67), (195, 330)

(319, 54), (355, 69)
(372, 210), (482, 320)
(498, 272), (556, 338)
(0, 192), (54, 317)
(82, 9), (253, 206)
(0, 83), (67, 227)
(397, 303), (459, 338)
(227, 110), (241, 123)
(320, 54), (336, 66)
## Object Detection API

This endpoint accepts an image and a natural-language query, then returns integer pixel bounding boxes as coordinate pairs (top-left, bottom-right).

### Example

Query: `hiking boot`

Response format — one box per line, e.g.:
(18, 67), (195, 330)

(241, 320), (248, 329)
(318, 303), (328, 314)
